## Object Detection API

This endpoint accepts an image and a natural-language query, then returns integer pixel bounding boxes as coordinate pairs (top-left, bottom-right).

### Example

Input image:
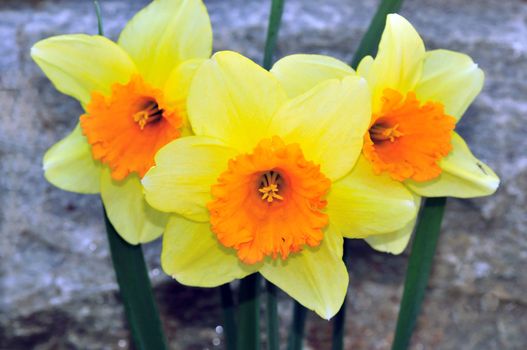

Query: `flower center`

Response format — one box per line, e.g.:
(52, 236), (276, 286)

(207, 136), (330, 264)
(133, 100), (163, 130)
(258, 171), (284, 203)
(363, 88), (456, 182)
(80, 75), (182, 181)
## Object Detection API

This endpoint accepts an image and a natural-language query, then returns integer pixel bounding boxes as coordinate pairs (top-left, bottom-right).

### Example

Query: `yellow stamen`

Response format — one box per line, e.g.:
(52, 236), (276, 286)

(133, 101), (163, 130)
(370, 123), (403, 142)
(259, 171), (284, 202)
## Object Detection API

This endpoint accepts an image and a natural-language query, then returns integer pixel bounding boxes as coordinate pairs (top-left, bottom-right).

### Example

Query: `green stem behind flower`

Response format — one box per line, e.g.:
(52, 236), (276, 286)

(104, 208), (168, 350)
(263, 0), (286, 70)
(220, 284), (238, 350)
(266, 282), (280, 350)
(350, 0), (404, 69)
(262, 2), (286, 349)
(391, 197), (446, 350)
(95, 3), (167, 349)
(237, 274), (261, 350)
(287, 300), (307, 350)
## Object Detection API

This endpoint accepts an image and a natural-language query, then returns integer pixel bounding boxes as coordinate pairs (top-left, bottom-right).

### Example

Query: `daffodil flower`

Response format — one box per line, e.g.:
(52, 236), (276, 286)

(31, 0), (212, 244)
(270, 14), (500, 254)
(142, 51), (417, 318)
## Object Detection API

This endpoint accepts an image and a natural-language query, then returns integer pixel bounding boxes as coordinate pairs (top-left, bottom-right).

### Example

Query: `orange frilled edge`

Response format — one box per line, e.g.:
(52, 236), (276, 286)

(207, 136), (331, 264)
(363, 88), (456, 182)
(80, 75), (182, 181)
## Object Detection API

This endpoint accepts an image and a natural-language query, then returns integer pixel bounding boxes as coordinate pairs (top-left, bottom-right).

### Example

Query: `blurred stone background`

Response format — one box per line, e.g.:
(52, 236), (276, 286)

(1, 0), (526, 349)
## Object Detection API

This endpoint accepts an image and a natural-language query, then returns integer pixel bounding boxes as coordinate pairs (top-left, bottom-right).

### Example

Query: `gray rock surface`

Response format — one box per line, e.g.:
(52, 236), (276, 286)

(1, 0), (526, 349)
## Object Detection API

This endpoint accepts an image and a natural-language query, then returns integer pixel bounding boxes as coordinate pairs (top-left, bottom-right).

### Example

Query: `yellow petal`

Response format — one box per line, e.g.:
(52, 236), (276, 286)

(415, 49), (484, 120)
(270, 54), (354, 98)
(43, 124), (101, 194)
(31, 34), (136, 106)
(118, 0), (212, 88)
(327, 156), (417, 238)
(187, 51), (288, 153)
(260, 225), (348, 320)
(142, 136), (237, 222)
(270, 76), (371, 180)
(356, 55), (374, 80)
(365, 195), (421, 254)
(164, 59), (206, 136)
(366, 14), (425, 111)
(161, 215), (258, 287)
(101, 169), (168, 244)
(406, 133), (500, 198)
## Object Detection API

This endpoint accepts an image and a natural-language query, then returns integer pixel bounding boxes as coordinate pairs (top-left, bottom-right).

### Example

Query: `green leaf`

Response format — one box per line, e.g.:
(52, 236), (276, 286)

(237, 274), (261, 350)
(287, 300), (307, 350)
(391, 197), (447, 350)
(350, 0), (404, 69)
(104, 208), (168, 350)
(220, 284), (238, 350)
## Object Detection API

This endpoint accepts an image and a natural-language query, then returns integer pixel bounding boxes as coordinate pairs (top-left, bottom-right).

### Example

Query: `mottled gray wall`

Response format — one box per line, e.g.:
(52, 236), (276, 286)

(1, 0), (526, 349)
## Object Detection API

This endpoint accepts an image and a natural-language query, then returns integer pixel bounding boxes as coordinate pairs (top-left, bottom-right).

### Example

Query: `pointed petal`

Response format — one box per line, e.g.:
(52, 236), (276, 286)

(118, 0), (212, 87)
(101, 169), (169, 244)
(187, 51), (287, 153)
(260, 225), (348, 320)
(365, 195), (421, 254)
(161, 215), (257, 287)
(367, 14), (425, 111)
(43, 124), (101, 194)
(31, 34), (136, 106)
(270, 76), (371, 180)
(406, 133), (499, 198)
(415, 49), (484, 121)
(142, 136), (237, 222)
(327, 156), (417, 238)
(270, 54), (354, 98)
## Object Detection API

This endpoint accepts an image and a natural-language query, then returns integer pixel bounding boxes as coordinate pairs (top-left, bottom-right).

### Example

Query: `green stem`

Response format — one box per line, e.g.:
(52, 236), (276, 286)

(262, 0), (286, 70)
(220, 284), (238, 350)
(95, 4), (167, 349)
(391, 197), (447, 350)
(266, 282), (279, 350)
(104, 209), (168, 350)
(331, 241), (349, 350)
(350, 0), (404, 69)
(237, 274), (261, 350)
(93, 1), (104, 36)
(287, 301), (307, 350)
(260, 2), (286, 349)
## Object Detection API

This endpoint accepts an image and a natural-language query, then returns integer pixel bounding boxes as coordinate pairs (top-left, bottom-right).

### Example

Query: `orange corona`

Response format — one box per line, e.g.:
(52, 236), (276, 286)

(80, 75), (183, 180)
(363, 89), (456, 182)
(207, 136), (331, 264)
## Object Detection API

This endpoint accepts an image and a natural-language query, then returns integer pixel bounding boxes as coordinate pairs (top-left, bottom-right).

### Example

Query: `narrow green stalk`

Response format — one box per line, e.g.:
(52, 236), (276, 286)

(220, 284), (238, 350)
(93, 1), (104, 36)
(391, 197), (447, 350)
(260, 2), (287, 350)
(350, 0), (404, 69)
(262, 0), (285, 70)
(237, 274), (261, 350)
(95, 4), (167, 349)
(287, 301), (307, 350)
(266, 282), (279, 350)
(104, 209), (168, 350)
(331, 241), (349, 350)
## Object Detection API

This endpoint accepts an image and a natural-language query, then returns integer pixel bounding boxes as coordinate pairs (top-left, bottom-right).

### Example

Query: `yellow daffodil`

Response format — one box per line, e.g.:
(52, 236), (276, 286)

(31, 0), (212, 244)
(142, 51), (417, 318)
(270, 14), (500, 254)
